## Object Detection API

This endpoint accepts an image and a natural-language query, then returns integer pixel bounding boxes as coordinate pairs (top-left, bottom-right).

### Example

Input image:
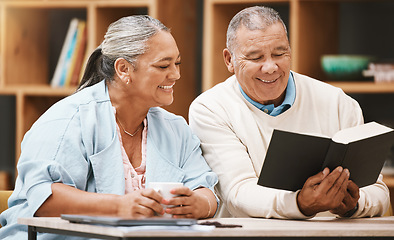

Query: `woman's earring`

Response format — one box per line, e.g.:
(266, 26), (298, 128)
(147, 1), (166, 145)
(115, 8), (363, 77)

(126, 78), (130, 84)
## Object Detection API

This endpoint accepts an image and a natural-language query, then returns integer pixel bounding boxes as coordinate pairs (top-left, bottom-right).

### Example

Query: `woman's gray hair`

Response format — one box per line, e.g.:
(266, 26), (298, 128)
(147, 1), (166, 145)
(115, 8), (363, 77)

(226, 6), (287, 54)
(77, 15), (169, 91)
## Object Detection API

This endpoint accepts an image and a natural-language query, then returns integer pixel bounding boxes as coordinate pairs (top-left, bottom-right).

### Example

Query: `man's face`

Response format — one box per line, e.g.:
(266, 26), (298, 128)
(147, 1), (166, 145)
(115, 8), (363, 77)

(224, 22), (291, 106)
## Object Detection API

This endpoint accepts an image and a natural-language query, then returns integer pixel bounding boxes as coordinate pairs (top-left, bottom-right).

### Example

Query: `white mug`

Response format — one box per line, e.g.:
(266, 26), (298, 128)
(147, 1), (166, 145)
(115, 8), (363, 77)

(147, 182), (183, 217)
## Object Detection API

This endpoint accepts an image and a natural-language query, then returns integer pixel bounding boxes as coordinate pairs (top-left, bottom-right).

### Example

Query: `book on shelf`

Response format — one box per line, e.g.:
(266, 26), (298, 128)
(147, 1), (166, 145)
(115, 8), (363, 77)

(50, 18), (78, 88)
(257, 122), (394, 192)
(64, 20), (87, 87)
(363, 62), (394, 83)
(67, 21), (87, 87)
(59, 19), (85, 87)
(51, 18), (87, 88)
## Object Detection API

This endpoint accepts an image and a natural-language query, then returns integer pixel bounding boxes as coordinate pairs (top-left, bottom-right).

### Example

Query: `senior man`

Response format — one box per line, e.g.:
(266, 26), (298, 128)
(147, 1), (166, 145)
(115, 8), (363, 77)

(189, 6), (389, 219)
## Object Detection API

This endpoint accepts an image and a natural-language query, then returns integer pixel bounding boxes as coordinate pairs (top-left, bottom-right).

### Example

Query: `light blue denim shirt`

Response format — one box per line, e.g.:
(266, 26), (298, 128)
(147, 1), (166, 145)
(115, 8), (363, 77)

(240, 73), (296, 116)
(0, 80), (218, 240)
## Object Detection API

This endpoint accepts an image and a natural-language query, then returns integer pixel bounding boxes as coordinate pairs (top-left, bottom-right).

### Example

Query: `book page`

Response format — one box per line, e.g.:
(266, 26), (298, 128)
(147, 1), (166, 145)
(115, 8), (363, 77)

(332, 122), (393, 144)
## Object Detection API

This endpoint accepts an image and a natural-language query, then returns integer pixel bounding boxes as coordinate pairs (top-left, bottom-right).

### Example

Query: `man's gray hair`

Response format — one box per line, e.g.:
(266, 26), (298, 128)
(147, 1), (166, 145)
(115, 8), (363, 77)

(226, 6), (287, 54)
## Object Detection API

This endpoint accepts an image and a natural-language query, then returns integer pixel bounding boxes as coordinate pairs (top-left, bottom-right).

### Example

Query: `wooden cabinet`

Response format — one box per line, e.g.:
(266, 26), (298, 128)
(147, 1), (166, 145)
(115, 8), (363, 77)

(202, 0), (394, 93)
(0, 0), (199, 188)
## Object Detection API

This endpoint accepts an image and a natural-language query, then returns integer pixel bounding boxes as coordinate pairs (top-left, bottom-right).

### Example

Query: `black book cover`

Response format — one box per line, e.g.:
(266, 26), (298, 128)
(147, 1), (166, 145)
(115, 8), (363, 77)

(322, 132), (394, 188)
(258, 123), (394, 191)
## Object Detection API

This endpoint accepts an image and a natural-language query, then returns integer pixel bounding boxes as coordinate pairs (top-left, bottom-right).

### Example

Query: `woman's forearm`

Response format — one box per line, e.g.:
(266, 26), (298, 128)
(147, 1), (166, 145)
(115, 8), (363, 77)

(194, 187), (218, 218)
(35, 183), (120, 217)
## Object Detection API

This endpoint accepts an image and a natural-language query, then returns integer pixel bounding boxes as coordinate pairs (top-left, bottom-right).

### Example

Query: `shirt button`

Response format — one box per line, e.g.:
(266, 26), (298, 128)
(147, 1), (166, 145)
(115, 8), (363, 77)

(131, 174), (135, 178)
(264, 109), (269, 113)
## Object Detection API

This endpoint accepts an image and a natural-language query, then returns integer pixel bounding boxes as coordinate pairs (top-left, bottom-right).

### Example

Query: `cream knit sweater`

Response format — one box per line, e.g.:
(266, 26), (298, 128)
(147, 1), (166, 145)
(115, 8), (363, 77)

(189, 71), (390, 219)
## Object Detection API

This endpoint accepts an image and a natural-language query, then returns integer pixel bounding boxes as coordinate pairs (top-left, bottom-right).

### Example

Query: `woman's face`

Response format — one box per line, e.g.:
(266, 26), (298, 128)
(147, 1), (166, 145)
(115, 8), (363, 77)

(129, 31), (181, 107)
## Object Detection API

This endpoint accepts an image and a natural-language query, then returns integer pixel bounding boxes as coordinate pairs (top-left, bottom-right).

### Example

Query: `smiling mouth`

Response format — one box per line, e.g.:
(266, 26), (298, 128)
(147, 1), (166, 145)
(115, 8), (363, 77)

(257, 77), (278, 83)
(158, 83), (175, 89)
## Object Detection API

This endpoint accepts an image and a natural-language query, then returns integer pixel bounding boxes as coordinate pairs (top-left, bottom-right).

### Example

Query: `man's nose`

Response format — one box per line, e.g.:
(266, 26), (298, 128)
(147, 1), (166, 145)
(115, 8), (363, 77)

(260, 58), (278, 74)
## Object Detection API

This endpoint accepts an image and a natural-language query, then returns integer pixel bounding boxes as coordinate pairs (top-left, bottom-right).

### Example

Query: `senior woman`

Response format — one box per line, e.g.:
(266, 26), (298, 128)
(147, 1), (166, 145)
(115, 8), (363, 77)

(0, 15), (218, 239)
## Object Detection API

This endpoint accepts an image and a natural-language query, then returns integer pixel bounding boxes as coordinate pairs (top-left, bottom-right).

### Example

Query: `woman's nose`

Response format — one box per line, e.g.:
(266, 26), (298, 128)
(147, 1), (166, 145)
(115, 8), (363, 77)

(170, 65), (181, 80)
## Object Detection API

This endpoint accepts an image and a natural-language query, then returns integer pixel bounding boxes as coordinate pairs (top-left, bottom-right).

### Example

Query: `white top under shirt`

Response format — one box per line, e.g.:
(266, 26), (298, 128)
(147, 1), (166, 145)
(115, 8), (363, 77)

(113, 107), (148, 193)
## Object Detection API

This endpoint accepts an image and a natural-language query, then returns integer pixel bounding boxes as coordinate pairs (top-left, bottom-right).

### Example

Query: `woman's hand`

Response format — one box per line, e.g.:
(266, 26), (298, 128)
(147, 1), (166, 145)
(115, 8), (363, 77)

(161, 187), (216, 219)
(117, 188), (165, 218)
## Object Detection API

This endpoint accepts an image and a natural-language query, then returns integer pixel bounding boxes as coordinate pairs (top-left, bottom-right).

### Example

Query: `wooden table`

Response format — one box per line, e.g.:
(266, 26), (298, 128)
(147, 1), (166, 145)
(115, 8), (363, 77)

(18, 216), (394, 240)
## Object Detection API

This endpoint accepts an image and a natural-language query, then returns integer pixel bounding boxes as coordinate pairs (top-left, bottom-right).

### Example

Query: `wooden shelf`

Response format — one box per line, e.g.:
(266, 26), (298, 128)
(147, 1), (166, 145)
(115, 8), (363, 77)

(202, 0), (394, 94)
(383, 175), (394, 188)
(327, 82), (394, 94)
(0, 85), (76, 96)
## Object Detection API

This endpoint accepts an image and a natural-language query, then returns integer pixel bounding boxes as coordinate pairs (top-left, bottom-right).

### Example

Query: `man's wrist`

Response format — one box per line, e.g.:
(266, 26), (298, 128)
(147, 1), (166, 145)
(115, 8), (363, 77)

(343, 202), (359, 218)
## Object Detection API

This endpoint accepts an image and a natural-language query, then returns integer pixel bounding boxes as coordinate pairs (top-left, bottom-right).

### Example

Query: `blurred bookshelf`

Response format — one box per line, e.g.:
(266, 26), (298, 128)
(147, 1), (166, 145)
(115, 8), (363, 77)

(0, 0), (200, 189)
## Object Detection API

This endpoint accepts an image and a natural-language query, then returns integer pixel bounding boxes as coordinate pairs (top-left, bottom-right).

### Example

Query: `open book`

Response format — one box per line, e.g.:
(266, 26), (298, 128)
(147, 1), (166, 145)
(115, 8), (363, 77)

(257, 122), (394, 192)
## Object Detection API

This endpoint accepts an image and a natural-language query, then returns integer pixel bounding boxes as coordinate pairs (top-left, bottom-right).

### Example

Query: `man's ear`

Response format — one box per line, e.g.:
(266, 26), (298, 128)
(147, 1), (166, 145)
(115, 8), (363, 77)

(114, 58), (132, 84)
(223, 49), (234, 73)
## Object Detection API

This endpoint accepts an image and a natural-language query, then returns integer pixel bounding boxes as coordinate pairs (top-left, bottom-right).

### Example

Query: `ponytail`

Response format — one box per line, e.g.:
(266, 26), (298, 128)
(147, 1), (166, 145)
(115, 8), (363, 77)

(76, 48), (115, 91)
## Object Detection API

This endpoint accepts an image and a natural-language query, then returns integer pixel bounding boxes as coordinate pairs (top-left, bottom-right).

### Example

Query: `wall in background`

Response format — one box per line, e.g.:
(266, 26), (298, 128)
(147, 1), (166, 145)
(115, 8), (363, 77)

(339, 1), (394, 60)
